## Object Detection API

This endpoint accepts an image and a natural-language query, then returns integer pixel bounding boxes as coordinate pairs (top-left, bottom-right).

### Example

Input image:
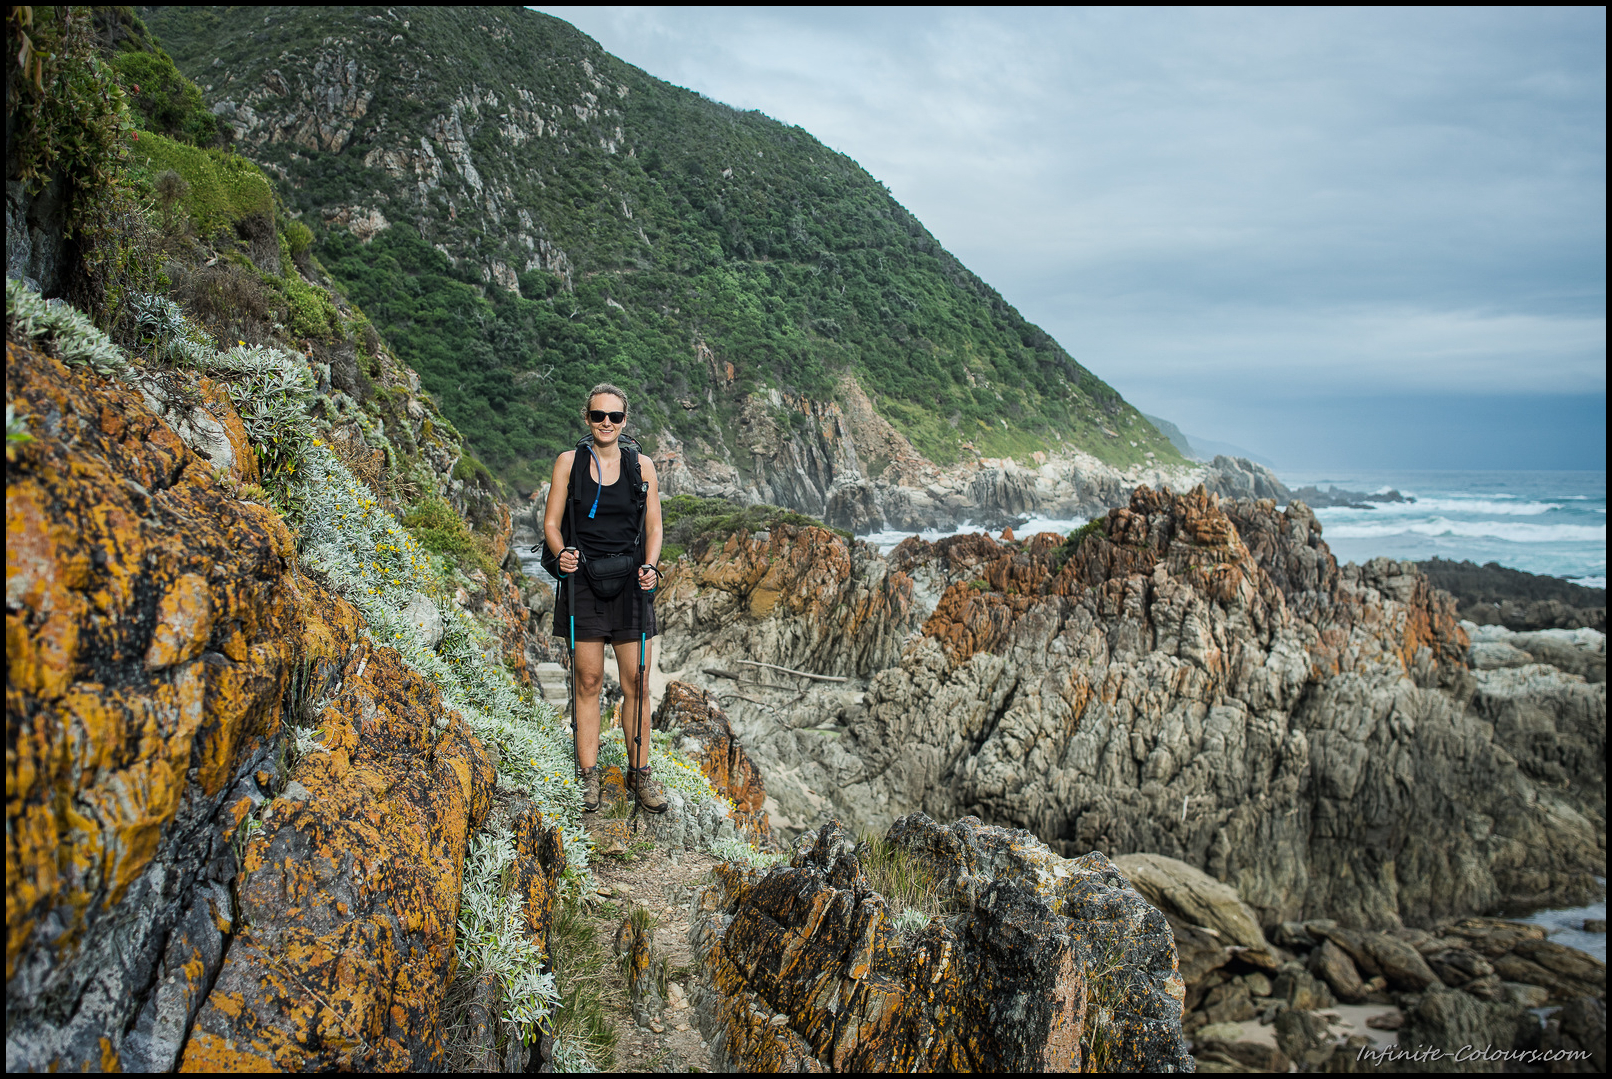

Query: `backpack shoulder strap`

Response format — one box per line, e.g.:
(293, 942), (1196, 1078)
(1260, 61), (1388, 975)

(620, 441), (646, 506)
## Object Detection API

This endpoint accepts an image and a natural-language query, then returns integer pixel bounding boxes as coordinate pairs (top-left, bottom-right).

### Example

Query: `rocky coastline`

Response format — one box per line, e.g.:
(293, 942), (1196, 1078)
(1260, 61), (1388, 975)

(649, 374), (1291, 533)
(618, 483), (1607, 1067)
(11, 314), (1603, 1070)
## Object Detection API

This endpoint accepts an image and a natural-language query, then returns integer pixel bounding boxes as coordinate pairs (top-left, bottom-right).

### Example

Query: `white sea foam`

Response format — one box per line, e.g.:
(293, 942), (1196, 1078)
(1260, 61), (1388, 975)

(1323, 517), (1605, 544)
(1315, 498), (1564, 516)
(1570, 576), (1607, 589)
(863, 515), (1088, 553)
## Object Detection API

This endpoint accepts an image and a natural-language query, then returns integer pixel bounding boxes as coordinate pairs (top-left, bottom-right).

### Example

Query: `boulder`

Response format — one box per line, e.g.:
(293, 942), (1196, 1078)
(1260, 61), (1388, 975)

(1539, 995), (1606, 1074)
(1395, 987), (1532, 1073)
(1271, 963), (1336, 1012)
(1192, 1036), (1291, 1072)
(688, 816), (1193, 1073)
(1425, 946), (1495, 988)
(1113, 853), (1277, 968)
(1170, 914), (1236, 990)
(1274, 921), (1318, 950)
(1469, 640), (1535, 669)
(1274, 1008), (1336, 1070)
(1492, 940), (1607, 1001)
(616, 912), (664, 1028)
(1310, 939), (1367, 1003)
(402, 591), (445, 648)
(1200, 979), (1259, 1025)
(1438, 917), (1547, 958)
(1362, 931), (1443, 991)
(653, 681), (771, 838)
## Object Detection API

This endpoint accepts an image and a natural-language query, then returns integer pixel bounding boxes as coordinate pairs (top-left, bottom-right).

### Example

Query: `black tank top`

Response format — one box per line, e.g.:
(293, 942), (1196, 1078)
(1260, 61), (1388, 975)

(571, 452), (638, 558)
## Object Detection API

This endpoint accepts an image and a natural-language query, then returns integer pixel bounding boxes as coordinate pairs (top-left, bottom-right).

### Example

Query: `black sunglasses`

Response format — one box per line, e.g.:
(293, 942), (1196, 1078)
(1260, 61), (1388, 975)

(587, 410), (626, 424)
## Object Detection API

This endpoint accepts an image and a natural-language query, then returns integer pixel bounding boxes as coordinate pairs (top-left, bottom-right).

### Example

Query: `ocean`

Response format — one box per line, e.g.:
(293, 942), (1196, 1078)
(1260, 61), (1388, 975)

(1283, 469), (1606, 589)
(865, 469), (1607, 588)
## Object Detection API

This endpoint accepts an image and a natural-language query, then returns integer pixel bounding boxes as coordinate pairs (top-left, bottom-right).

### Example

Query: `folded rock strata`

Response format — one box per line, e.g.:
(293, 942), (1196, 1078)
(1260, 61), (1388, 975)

(655, 485), (1605, 932)
(688, 815), (1193, 1072)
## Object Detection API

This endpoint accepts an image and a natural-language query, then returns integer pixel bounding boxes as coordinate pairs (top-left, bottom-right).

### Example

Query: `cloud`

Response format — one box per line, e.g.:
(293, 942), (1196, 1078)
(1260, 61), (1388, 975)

(536, 6), (1606, 465)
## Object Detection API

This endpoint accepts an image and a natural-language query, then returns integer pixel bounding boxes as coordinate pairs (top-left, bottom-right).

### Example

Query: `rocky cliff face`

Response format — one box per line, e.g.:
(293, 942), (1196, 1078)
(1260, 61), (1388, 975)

(5, 337), (564, 1070)
(652, 487), (1605, 933)
(652, 374), (1294, 533)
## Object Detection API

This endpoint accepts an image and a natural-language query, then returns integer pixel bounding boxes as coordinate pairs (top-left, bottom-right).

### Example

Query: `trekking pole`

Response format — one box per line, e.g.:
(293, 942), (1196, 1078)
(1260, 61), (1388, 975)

(628, 567), (659, 834)
(565, 552), (578, 780)
(629, 579), (647, 834)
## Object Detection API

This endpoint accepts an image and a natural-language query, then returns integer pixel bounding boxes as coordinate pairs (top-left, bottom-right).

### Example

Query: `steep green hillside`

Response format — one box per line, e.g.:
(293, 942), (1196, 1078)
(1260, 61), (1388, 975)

(144, 6), (1181, 490)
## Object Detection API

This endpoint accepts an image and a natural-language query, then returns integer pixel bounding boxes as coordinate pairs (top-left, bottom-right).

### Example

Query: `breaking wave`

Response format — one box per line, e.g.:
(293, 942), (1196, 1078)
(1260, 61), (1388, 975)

(1323, 517), (1605, 544)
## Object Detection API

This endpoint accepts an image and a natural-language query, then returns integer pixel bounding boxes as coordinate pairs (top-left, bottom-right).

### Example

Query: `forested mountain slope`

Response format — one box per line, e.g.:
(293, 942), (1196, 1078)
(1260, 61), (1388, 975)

(143, 5), (1182, 494)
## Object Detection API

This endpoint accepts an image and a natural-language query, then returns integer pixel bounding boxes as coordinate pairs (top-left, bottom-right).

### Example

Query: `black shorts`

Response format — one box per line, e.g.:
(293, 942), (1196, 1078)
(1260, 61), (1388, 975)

(551, 570), (658, 643)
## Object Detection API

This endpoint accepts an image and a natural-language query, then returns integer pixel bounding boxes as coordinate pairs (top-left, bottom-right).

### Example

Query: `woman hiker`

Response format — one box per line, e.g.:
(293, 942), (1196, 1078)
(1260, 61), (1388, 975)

(543, 383), (669, 815)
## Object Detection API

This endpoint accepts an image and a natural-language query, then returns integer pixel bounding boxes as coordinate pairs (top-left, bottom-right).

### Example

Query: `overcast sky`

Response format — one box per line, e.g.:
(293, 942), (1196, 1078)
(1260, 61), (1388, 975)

(536, 6), (1605, 471)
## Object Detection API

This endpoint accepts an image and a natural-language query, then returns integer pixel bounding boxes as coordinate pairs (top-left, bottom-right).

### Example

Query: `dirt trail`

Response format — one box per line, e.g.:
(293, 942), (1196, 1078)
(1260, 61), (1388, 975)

(578, 812), (724, 1072)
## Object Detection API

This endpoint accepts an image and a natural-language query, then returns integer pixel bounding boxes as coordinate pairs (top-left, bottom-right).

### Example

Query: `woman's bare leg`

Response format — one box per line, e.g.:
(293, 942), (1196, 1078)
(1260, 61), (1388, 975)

(614, 637), (655, 770)
(572, 640), (606, 769)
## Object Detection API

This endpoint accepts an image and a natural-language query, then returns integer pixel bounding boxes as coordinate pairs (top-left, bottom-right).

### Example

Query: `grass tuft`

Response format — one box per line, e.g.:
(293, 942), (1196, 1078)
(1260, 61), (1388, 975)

(547, 893), (621, 1072)
(857, 830), (953, 935)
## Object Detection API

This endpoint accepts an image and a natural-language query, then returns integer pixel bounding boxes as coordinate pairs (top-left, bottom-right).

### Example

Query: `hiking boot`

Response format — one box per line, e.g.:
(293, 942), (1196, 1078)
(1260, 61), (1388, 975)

(628, 766), (669, 815)
(580, 766), (601, 813)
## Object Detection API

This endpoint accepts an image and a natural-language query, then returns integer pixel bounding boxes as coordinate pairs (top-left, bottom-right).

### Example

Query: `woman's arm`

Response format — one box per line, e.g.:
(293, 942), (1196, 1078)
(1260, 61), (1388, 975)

(639, 456), (662, 589)
(544, 452), (579, 573)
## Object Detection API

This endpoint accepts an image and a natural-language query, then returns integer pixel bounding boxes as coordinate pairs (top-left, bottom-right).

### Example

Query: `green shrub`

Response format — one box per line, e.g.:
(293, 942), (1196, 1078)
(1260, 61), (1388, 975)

(453, 453), (497, 488)
(7, 8), (160, 323)
(283, 218), (314, 258)
(663, 495), (849, 553)
(282, 270), (338, 341)
(1054, 517), (1106, 568)
(403, 496), (486, 565)
(111, 48), (217, 145)
(129, 131), (273, 236)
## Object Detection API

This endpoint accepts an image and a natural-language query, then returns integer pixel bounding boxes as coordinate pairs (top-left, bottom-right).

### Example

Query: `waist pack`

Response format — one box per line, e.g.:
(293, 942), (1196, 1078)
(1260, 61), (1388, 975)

(581, 552), (637, 600)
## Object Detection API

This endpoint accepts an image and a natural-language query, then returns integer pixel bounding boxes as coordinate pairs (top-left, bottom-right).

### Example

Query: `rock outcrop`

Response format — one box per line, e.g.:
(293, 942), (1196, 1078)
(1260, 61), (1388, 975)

(654, 681), (771, 840)
(688, 816), (1193, 1072)
(178, 638), (497, 1071)
(5, 339), (515, 1070)
(652, 486), (1606, 934)
(659, 416), (1292, 535)
(1419, 557), (1606, 633)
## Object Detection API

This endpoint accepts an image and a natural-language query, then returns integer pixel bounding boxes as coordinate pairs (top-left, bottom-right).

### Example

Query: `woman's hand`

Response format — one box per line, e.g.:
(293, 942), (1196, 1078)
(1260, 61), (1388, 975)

(558, 547), (579, 574)
(638, 564), (658, 591)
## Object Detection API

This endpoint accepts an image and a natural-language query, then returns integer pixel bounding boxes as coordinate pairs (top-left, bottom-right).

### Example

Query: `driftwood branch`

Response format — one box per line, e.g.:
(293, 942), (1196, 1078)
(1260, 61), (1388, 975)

(734, 659), (847, 683)
(704, 668), (802, 692)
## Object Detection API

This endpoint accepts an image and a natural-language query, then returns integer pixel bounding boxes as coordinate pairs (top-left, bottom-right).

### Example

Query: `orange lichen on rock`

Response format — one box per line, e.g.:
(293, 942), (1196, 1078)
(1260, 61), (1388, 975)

(509, 804), (568, 950)
(6, 338), (503, 1071)
(659, 523), (916, 676)
(691, 817), (1193, 1073)
(7, 341), (304, 1002)
(178, 638), (496, 1072)
(653, 681), (770, 838)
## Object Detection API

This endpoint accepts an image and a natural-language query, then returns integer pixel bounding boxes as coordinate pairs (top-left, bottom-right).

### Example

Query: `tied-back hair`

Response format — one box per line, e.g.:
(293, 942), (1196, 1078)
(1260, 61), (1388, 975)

(582, 382), (630, 426)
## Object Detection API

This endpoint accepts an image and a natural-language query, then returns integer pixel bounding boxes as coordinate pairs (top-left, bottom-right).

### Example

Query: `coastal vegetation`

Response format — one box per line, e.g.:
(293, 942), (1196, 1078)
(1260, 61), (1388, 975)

(144, 5), (1185, 492)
